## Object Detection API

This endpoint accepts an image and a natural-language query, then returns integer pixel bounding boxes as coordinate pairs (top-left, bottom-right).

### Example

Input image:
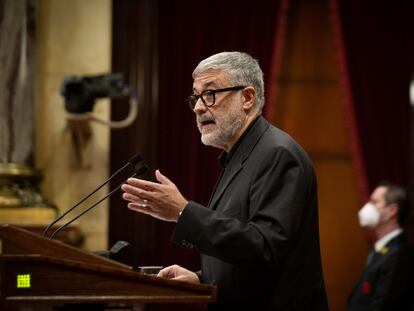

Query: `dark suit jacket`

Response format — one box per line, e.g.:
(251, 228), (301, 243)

(172, 116), (328, 310)
(347, 234), (414, 311)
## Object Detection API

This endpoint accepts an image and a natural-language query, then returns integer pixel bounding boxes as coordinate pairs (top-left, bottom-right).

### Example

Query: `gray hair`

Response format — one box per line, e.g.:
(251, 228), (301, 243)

(379, 181), (410, 226)
(192, 52), (265, 112)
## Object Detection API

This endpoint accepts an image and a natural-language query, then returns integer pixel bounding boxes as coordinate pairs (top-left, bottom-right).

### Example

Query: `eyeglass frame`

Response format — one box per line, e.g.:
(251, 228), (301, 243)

(187, 85), (246, 110)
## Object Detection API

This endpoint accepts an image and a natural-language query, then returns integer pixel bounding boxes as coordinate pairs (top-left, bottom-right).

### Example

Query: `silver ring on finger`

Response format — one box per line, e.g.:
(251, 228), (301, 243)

(137, 198), (148, 207)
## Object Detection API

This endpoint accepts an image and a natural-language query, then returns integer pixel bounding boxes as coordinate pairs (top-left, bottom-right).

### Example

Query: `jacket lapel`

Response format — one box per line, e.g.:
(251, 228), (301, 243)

(207, 116), (270, 210)
(208, 159), (243, 210)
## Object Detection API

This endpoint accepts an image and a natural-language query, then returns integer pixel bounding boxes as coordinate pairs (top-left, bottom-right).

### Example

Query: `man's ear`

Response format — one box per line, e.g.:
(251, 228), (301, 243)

(241, 87), (256, 111)
(387, 203), (399, 219)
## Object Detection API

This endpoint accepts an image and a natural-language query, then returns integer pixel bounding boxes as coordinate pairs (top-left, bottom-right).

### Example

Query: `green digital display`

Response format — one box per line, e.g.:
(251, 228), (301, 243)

(16, 274), (31, 288)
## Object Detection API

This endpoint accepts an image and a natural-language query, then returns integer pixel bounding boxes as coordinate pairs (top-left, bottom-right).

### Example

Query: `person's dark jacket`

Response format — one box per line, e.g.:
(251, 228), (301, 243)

(348, 234), (414, 311)
(172, 116), (328, 310)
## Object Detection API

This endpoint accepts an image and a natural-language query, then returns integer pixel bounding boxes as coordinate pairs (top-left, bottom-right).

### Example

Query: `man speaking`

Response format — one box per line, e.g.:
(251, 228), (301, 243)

(121, 52), (328, 311)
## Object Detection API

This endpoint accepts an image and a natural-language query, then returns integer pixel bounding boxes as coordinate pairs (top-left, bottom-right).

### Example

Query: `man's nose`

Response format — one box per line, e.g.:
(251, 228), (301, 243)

(193, 98), (207, 113)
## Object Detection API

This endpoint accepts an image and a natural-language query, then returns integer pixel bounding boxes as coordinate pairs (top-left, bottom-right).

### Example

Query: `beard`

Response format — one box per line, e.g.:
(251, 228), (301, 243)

(196, 102), (245, 150)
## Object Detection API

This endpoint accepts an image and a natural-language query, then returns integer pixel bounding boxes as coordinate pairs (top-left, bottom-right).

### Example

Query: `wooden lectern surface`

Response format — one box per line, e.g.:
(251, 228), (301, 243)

(0, 225), (216, 310)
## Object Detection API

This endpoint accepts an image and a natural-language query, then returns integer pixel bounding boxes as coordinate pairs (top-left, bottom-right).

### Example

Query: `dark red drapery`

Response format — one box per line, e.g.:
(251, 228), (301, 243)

(330, 0), (413, 200)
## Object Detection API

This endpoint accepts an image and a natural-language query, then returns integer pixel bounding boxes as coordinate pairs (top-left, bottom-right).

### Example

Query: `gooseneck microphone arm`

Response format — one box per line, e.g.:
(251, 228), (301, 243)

(43, 153), (143, 237)
(48, 164), (149, 240)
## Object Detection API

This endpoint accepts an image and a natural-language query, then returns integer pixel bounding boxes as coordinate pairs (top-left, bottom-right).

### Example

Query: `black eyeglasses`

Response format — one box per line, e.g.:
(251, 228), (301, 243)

(187, 86), (246, 110)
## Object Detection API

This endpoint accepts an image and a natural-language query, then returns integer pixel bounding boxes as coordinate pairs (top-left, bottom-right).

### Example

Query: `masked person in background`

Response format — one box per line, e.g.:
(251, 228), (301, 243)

(347, 182), (414, 311)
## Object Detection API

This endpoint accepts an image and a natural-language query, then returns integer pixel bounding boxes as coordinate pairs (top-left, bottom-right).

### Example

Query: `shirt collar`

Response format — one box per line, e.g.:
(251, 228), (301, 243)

(374, 228), (403, 252)
(218, 116), (261, 168)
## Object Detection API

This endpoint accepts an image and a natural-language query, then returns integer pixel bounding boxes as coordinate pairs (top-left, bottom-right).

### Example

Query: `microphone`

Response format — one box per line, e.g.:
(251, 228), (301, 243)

(43, 153), (144, 237)
(48, 163), (149, 239)
(94, 240), (130, 261)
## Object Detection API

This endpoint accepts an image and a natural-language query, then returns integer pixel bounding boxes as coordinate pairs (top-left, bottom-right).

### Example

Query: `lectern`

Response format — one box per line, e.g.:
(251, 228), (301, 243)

(0, 225), (216, 310)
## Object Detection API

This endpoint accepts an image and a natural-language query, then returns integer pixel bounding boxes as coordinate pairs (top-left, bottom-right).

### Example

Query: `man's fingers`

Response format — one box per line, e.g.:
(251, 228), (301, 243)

(126, 177), (160, 191)
(172, 275), (189, 281)
(122, 192), (141, 202)
(157, 267), (174, 278)
(155, 170), (173, 185)
(128, 203), (153, 215)
(157, 265), (180, 278)
(122, 183), (153, 200)
(122, 193), (150, 210)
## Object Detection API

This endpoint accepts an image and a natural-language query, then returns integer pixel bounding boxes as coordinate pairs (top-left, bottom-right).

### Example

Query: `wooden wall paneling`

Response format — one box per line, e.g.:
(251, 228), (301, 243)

(316, 161), (371, 309)
(275, 83), (348, 154)
(110, 0), (160, 268)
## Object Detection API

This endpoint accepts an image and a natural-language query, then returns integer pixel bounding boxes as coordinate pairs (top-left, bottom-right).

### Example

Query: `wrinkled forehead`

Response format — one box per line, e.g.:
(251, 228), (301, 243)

(192, 69), (230, 91)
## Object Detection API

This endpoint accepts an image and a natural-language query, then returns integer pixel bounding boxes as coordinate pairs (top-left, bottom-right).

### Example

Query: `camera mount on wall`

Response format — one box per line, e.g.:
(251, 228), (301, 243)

(61, 73), (138, 129)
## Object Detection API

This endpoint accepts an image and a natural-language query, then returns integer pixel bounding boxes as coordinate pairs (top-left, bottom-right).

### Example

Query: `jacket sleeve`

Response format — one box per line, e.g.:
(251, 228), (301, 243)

(171, 148), (314, 268)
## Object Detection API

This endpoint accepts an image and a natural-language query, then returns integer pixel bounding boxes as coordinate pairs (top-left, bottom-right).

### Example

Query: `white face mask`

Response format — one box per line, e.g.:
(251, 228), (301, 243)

(358, 202), (380, 228)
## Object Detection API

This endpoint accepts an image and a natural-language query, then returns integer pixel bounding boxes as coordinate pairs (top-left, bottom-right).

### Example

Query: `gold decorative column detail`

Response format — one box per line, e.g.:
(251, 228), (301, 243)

(0, 163), (56, 225)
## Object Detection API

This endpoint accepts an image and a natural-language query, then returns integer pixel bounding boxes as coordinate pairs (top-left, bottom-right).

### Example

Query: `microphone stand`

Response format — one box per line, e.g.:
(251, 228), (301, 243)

(49, 164), (149, 240)
(43, 154), (143, 237)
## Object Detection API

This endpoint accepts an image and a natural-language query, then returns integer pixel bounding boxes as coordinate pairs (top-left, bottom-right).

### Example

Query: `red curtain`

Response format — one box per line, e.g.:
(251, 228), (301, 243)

(330, 0), (413, 200)
(265, 0), (290, 119)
